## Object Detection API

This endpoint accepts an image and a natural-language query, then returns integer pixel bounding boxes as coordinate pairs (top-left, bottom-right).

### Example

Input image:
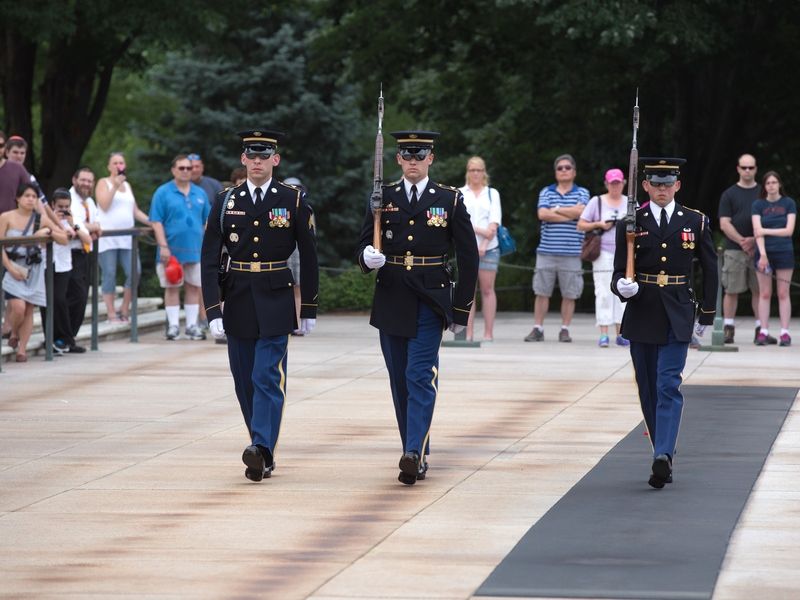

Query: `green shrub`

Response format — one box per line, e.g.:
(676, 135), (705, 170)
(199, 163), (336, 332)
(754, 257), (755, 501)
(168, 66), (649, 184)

(319, 267), (375, 312)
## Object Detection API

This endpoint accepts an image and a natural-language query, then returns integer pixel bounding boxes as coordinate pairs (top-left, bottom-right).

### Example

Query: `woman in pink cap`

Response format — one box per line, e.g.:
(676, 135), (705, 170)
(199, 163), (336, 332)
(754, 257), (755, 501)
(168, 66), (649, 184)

(578, 168), (628, 347)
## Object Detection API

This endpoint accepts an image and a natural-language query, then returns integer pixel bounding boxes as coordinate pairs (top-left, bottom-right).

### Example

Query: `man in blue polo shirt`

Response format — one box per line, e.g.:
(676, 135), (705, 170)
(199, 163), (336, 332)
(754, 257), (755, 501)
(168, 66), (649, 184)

(150, 154), (211, 340)
(525, 153), (588, 342)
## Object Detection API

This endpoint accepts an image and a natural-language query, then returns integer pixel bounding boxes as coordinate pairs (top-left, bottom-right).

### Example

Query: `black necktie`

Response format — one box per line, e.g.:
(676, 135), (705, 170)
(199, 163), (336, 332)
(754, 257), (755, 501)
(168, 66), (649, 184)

(410, 184), (418, 206)
(255, 187), (263, 204)
(659, 209), (668, 236)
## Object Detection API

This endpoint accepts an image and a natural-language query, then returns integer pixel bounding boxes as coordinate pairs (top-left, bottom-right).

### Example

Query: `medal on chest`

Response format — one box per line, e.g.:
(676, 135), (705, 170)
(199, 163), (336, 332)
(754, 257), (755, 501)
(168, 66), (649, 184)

(427, 207), (448, 227)
(269, 208), (290, 228)
(681, 227), (695, 249)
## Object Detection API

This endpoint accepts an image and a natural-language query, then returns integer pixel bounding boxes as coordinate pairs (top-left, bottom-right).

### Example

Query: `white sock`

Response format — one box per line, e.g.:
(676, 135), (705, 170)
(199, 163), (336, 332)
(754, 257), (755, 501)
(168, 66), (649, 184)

(166, 306), (180, 327)
(755, 320), (761, 328)
(760, 328), (769, 336)
(534, 324), (543, 331)
(185, 304), (199, 328)
(781, 328), (789, 336)
(561, 324), (569, 330)
(724, 318), (734, 325)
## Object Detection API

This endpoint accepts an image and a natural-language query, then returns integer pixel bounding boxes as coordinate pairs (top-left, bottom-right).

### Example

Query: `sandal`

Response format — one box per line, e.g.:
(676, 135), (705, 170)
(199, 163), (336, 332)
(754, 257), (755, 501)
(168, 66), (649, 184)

(15, 353), (28, 363)
(8, 335), (19, 350)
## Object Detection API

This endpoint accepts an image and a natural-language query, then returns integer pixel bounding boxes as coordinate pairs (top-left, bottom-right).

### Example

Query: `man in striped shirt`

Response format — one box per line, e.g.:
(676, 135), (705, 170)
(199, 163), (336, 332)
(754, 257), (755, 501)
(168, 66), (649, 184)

(525, 154), (589, 342)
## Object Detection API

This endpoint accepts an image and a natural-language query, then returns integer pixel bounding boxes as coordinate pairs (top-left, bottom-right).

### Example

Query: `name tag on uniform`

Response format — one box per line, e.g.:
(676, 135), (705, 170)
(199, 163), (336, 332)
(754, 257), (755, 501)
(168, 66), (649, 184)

(225, 210), (246, 216)
(635, 230), (649, 237)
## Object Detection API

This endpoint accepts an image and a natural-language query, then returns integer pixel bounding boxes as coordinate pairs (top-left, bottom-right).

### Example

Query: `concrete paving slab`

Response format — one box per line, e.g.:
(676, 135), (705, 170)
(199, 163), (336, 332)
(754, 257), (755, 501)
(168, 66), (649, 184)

(1, 312), (798, 599)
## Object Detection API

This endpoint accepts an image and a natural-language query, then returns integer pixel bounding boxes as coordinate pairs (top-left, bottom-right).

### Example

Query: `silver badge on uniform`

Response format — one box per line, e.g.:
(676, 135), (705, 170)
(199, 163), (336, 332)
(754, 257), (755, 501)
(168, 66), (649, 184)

(271, 188), (277, 193)
(239, 191), (246, 197)
(227, 200), (234, 209)
(229, 233), (239, 242)
(386, 230), (393, 239)
(677, 211), (684, 216)
(429, 188), (434, 193)
(395, 186), (401, 192)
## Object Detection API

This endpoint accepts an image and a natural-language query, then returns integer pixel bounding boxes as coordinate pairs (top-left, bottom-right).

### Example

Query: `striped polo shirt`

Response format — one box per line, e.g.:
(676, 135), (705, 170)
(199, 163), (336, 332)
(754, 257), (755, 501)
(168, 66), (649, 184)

(536, 183), (589, 256)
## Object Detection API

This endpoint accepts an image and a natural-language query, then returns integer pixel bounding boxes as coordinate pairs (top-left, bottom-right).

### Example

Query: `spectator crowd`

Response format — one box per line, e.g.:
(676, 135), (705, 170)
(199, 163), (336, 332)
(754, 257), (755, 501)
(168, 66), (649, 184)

(1, 127), (797, 366)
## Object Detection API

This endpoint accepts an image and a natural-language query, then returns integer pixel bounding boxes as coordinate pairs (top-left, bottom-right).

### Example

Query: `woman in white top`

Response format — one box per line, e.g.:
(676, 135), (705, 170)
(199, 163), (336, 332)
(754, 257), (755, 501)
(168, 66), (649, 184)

(577, 168), (628, 348)
(94, 152), (149, 323)
(459, 156), (502, 342)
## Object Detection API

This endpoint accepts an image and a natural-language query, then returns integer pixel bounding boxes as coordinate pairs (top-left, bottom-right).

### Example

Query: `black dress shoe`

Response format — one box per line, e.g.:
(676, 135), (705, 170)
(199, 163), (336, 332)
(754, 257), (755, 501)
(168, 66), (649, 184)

(416, 459), (429, 480)
(398, 451), (420, 486)
(648, 454), (672, 489)
(243, 445), (270, 482)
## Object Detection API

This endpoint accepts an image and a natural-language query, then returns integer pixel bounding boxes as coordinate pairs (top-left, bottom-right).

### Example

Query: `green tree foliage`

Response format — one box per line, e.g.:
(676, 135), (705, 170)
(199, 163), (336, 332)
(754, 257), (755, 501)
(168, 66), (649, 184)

(133, 4), (370, 266)
(0, 0), (238, 194)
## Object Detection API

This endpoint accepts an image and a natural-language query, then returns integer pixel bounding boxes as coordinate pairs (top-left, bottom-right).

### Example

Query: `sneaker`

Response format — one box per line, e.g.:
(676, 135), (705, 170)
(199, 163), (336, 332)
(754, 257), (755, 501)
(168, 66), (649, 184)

(558, 328), (572, 343)
(755, 332), (769, 346)
(198, 319), (209, 332)
(615, 335), (630, 347)
(779, 333), (792, 347)
(754, 325), (760, 343)
(68, 344), (87, 354)
(524, 328), (544, 342)
(185, 324), (206, 341)
(53, 339), (68, 355)
(723, 324), (735, 344)
(166, 325), (180, 340)
(598, 335), (610, 348)
(753, 326), (776, 344)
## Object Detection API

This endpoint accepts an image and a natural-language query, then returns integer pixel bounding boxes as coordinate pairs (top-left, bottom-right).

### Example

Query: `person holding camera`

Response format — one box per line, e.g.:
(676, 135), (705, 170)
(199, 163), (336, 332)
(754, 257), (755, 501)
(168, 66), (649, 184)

(49, 188), (92, 353)
(94, 152), (150, 323)
(1, 183), (68, 362)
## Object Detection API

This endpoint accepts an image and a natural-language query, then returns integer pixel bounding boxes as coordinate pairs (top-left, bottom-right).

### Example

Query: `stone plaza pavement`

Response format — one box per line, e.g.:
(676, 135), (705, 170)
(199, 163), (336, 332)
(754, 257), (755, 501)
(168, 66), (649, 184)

(1, 312), (798, 600)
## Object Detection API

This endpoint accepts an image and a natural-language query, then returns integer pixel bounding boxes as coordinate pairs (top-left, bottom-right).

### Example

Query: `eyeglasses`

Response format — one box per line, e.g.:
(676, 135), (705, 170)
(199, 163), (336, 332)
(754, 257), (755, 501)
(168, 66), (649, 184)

(556, 165), (573, 171)
(738, 165), (756, 170)
(175, 166), (192, 171)
(649, 181), (676, 189)
(245, 151), (275, 160)
(399, 149), (431, 161)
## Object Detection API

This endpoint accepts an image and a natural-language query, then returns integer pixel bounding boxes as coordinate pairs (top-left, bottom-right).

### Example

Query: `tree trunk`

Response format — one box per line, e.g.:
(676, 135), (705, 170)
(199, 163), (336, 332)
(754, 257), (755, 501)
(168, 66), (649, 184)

(0, 28), (37, 171)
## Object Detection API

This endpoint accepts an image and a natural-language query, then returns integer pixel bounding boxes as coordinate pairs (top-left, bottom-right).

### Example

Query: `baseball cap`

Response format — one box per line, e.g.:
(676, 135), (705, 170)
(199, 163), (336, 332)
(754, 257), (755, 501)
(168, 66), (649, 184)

(604, 168), (625, 183)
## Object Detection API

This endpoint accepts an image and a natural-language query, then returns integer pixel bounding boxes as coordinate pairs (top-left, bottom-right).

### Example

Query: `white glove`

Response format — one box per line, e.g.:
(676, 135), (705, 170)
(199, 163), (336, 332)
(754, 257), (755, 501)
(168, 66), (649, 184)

(363, 245), (386, 269)
(694, 323), (706, 337)
(449, 323), (466, 334)
(209, 318), (226, 339)
(616, 277), (639, 299)
(301, 318), (316, 334)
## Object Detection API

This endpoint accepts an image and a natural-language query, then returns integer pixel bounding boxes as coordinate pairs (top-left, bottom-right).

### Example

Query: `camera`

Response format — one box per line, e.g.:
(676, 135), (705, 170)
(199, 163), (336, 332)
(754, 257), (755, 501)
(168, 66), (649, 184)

(25, 246), (43, 266)
(117, 169), (126, 177)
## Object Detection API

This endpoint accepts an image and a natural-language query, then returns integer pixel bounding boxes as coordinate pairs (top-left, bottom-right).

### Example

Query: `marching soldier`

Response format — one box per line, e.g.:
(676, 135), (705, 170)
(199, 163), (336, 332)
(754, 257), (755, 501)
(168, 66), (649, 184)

(201, 130), (319, 482)
(612, 157), (718, 489)
(357, 130), (479, 485)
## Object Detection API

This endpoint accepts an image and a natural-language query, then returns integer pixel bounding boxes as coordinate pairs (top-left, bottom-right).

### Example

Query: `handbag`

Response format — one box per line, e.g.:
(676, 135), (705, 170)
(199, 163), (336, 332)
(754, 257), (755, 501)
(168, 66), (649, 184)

(579, 196), (602, 262)
(488, 188), (516, 256)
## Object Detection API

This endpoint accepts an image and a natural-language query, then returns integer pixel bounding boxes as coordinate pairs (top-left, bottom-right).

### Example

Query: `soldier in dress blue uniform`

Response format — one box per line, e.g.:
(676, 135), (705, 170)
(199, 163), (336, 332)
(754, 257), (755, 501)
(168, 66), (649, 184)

(612, 157), (718, 489)
(357, 130), (479, 485)
(201, 129), (319, 482)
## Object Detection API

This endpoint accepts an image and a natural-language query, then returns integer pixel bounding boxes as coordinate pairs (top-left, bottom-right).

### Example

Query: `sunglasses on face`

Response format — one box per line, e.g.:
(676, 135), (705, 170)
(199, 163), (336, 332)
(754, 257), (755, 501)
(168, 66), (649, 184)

(556, 165), (573, 171)
(245, 151), (275, 160)
(649, 181), (676, 189)
(175, 166), (192, 171)
(399, 149), (431, 161)
(738, 165), (756, 170)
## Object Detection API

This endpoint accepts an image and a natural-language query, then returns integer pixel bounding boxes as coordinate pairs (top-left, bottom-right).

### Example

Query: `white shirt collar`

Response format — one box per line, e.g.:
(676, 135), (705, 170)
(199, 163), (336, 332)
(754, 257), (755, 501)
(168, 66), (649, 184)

(403, 177), (429, 201)
(651, 200), (675, 223)
(247, 178), (272, 203)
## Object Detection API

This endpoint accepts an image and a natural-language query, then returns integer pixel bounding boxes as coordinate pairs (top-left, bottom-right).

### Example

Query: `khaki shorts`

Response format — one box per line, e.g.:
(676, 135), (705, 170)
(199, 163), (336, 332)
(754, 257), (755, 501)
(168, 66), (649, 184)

(721, 249), (758, 295)
(532, 253), (584, 299)
(156, 261), (202, 288)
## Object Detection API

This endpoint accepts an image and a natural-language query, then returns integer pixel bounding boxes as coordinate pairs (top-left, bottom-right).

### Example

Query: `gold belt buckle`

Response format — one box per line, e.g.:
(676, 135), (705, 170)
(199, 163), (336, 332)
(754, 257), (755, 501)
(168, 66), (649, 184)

(656, 273), (668, 287)
(403, 255), (414, 268)
(250, 261), (261, 273)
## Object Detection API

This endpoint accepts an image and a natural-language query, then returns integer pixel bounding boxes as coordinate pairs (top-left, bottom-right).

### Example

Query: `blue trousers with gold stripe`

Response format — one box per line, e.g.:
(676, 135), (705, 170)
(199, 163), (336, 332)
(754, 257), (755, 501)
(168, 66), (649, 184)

(227, 334), (288, 454)
(379, 301), (442, 457)
(629, 328), (688, 459)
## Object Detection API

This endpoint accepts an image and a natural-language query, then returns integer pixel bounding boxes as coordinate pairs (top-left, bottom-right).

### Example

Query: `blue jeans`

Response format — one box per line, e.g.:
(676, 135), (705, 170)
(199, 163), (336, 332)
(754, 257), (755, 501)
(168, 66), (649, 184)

(98, 249), (139, 294)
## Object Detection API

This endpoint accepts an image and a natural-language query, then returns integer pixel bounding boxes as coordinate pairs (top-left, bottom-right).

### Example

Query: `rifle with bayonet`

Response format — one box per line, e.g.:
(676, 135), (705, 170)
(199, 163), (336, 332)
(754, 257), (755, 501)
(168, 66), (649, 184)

(625, 92), (640, 279)
(371, 86), (385, 251)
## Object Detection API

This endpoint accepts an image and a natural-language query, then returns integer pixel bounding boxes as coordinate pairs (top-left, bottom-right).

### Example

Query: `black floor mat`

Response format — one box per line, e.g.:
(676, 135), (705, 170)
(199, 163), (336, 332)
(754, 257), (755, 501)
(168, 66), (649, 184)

(476, 385), (797, 599)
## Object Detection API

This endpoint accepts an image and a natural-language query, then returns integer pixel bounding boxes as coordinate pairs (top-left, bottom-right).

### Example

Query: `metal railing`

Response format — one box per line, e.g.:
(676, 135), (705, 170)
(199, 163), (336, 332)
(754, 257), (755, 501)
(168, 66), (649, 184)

(0, 227), (151, 371)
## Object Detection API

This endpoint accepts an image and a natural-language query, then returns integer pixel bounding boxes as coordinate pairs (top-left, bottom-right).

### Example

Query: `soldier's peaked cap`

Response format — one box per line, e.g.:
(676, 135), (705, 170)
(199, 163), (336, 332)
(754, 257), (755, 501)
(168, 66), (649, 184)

(238, 129), (285, 152)
(641, 157), (686, 183)
(390, 130), (440, 149)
